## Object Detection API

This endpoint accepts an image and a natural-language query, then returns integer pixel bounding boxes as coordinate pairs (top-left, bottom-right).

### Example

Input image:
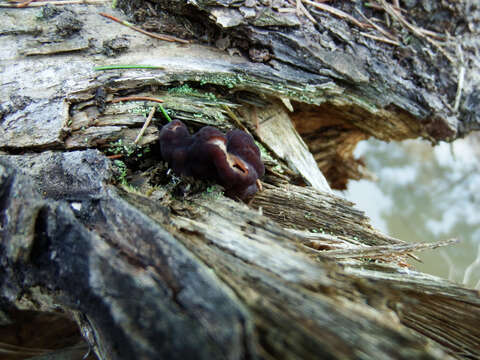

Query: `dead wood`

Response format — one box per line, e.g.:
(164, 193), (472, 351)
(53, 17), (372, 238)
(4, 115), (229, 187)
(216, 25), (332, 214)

(1, 1), (480, 360)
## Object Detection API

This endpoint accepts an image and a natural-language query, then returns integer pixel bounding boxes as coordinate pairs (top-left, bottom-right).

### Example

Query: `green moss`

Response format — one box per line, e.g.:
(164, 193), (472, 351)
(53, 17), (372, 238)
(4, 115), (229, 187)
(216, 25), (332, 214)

(198, 73), (245, 89)
(202, 185), (224, 199)
(255, 141), (270, 159)
(168, 72), (339, 108)
(166, 68), (353, 108)
(157, 94), (227, 127)
(168, 84), (218, 103)
(169, 84), (202, 96)
(255, 141), (284, 173)
(206, 92), (217, 101)
(108, 139), (136, 157)
(272, 164), (283, 173)
(107, 139), (151, 159)
(128, 105), (151, 117)
(113, 160), (128, 185)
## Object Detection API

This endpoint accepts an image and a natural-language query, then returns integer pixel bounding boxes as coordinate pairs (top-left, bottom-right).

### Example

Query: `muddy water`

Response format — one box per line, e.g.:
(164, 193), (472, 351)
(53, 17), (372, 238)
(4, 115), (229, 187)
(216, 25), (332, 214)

(342, 135), (480, 289)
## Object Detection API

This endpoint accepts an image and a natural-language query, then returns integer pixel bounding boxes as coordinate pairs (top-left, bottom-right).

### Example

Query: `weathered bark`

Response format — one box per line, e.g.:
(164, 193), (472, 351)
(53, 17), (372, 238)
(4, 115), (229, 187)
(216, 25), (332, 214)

(1, 1), (479, 360)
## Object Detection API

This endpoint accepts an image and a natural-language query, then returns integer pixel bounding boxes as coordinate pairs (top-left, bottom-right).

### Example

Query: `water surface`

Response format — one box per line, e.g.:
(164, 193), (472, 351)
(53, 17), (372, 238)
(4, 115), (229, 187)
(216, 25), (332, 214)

(343, 135), (480, 289)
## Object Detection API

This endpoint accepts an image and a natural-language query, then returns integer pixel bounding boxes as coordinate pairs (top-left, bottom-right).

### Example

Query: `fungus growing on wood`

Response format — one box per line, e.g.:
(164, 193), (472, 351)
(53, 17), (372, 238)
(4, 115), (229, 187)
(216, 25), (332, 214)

(159, 120), (265, 200)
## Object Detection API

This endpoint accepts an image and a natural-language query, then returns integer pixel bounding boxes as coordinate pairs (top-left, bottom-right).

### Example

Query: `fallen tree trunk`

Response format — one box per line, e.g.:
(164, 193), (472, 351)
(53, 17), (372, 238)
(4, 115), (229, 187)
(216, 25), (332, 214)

(0, 1), (479, 360)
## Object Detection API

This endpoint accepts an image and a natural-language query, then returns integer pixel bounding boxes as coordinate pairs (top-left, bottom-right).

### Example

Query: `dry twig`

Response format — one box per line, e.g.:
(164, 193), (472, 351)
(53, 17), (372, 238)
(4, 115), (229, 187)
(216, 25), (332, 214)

(375, 0), (456, 64)
(11, 0), (35, 7)
(309, 238), (460, 260)
(99, 12), (190, 44)
(296, 0), (317, 24)
(302, 0), (369, 29)
(453, 44), (466, 113)
(354, 7), (399, 42)
(109, 96), (164, 104)
(222, 105), (249, 132)
(134, 106), (156, 145)
(107, 154), (124, 160)
(359, 32), (400, 46)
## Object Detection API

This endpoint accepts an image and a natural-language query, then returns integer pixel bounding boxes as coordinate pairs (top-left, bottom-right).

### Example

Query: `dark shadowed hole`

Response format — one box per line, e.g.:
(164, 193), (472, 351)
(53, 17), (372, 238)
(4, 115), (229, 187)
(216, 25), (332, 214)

(0, 309), (96, 359)
(30, 206), (51, 268)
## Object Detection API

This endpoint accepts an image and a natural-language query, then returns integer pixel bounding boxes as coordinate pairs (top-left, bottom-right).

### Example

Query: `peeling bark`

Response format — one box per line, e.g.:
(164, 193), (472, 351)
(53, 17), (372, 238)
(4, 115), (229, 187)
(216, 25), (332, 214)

(1, 1), (480, 360)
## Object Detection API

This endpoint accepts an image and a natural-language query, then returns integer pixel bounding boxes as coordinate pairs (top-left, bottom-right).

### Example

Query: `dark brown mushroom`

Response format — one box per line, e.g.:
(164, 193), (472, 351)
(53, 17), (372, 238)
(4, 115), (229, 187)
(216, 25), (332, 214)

(159, 120), (264, 200)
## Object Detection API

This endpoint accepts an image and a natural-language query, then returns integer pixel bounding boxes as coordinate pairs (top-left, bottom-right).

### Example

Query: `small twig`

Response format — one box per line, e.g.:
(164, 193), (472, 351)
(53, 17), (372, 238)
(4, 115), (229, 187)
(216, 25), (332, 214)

(302, 0), (369, 29)
(109, 96), (164, 104)
(107, 154), (124, 160)
(14, 0), (35, 7)
(364, 2), (406, 13)
(354, 7), (399, 42)
(145, 1), (157, 16)
(266, 167), (291, 181)
(453, 44), (466, 113)
(94, 65), (165, 71)
(297, 0), (317, 24)
(295, 0), (301, 16)
(222, 105), (249, 132)
(453, 65), (465, 113)
(158, 104), (172, 122)
(360, 31), (401, 46)
(359, 32), (400, 46)
(418, 28), (446, 41)
(376, 0), (423, 37)
(278, 8), (296, 13)
(376, 0), (456, 64)
(134, 106), (156, 145)
(99, 12), (190, 44)
(384, 9), (391, 28)
(316, 238), (460, 259)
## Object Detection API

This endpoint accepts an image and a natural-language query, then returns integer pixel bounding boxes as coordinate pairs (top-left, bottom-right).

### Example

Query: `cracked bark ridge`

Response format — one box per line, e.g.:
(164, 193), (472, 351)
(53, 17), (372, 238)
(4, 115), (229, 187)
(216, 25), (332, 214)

(2, 150), (479, 359)
(0, 151), (255, 360)
(127, 0), (480, 141)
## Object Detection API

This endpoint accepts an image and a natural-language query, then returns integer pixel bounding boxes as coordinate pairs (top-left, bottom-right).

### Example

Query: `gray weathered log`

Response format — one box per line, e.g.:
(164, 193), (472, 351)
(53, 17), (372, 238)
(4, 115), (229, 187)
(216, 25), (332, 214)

(2, 149), (479, 360)
(1, 1), (480, 360)
(2, 0), (479, 187)
(0, 152), (254, 360)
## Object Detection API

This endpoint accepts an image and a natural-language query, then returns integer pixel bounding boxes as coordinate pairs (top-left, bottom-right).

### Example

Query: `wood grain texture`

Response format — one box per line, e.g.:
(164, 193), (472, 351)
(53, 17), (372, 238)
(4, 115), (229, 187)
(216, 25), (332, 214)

(0, 1), (479, 359)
